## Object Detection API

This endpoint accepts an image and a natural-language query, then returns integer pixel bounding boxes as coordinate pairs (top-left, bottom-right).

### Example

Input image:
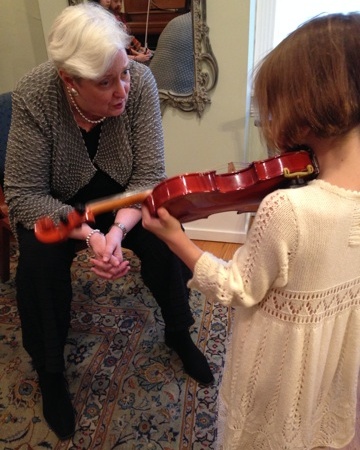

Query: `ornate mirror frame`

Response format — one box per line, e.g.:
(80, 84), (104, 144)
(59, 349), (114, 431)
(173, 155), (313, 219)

(159, 0), (219, 117)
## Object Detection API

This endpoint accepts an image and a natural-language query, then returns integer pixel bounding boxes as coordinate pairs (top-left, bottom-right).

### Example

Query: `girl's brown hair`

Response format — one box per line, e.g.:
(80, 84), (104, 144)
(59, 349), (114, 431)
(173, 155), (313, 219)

(253, 13), (360, 152)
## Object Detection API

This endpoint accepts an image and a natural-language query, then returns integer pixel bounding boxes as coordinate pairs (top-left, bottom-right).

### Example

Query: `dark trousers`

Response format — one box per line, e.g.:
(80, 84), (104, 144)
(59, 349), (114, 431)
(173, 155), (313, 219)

(16, 220), (194, 373)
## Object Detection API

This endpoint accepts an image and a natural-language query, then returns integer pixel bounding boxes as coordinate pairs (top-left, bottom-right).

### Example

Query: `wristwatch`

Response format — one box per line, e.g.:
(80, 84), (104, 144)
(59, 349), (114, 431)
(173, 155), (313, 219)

(111, 222), (127, 239)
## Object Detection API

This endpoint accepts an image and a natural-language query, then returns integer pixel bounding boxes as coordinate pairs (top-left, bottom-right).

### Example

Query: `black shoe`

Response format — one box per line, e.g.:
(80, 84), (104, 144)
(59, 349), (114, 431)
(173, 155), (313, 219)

(37, 370), (76, 440)
(165, 329), (214, 386)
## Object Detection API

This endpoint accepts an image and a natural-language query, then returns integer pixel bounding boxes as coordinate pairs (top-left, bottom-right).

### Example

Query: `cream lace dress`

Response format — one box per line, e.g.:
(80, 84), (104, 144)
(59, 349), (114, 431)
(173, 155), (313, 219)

(188, 179), (360, 450)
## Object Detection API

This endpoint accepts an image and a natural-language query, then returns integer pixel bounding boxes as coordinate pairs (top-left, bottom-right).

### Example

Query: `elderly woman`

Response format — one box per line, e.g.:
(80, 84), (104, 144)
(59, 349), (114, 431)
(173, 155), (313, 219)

(4, 3), (213, 440)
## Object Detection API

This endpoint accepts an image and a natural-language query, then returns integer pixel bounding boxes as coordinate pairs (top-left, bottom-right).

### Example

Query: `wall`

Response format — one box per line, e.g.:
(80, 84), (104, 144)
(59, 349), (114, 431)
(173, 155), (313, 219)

(162, 0), (265, 242)
(0, 0), (266, 243)
(37, 0), (68, 44)
(0, 0), (47, 92)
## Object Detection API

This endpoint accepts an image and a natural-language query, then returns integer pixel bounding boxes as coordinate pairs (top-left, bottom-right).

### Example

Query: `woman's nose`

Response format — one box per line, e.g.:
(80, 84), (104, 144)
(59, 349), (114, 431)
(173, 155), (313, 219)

(114, 80), (127, 97)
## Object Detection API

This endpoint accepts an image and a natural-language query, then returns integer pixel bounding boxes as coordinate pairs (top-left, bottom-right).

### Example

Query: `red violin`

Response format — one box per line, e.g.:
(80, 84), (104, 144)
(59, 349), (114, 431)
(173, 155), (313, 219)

(34, 150), (319, 243)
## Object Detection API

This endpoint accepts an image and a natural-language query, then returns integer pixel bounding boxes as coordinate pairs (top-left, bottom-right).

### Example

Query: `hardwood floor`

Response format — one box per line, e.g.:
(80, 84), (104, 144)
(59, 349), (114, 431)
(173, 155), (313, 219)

(192, 240), (359, 449)
(192, 239), (240, 260)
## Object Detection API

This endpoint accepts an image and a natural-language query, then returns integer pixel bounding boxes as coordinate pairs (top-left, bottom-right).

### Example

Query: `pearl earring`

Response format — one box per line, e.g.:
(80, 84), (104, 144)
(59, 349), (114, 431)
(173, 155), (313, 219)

(66, 85), (106, 125)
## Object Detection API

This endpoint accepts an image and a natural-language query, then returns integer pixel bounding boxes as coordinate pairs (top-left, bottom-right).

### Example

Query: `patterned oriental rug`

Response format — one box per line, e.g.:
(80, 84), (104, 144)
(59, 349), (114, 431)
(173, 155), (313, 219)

(0, 245), (231, 450)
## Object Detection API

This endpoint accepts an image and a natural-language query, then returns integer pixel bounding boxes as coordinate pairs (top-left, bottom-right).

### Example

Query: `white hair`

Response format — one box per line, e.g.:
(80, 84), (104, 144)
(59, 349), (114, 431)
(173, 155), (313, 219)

(47, 3), (131, 79)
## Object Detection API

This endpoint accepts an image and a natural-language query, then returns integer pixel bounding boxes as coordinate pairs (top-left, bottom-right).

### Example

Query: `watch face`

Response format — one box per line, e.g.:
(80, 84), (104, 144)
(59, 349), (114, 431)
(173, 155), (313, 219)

(113, 222), (127, 238)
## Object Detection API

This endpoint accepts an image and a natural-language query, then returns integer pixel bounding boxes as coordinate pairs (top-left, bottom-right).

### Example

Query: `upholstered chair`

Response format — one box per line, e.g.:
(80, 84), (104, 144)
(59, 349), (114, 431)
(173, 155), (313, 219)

(0, 91), (13, 282)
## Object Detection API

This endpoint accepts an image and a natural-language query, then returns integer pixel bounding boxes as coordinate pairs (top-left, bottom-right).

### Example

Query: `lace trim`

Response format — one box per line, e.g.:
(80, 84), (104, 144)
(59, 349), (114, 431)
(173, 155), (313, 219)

(349, 206), (360, 247)
(260, 278), (360, 324)
(243, 191), (296, 285)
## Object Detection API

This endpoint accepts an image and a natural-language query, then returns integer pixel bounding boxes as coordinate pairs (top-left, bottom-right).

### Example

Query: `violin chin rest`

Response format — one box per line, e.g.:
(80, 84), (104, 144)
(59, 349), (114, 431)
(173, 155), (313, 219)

(288, 177), (308, 188)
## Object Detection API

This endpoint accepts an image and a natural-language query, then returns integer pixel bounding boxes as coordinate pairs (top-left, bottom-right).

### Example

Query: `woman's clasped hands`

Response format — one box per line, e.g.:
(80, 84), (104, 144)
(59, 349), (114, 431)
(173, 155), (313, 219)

(88, 229), (130, 280)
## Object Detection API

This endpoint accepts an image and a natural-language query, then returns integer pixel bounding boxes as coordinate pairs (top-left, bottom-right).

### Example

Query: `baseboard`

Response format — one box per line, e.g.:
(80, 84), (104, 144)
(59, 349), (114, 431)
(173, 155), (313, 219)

(183, 212), (251, 244)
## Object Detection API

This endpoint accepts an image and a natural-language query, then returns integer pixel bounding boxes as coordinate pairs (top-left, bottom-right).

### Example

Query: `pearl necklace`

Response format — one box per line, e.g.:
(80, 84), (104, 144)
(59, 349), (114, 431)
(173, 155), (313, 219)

(67, 86), (106, 125)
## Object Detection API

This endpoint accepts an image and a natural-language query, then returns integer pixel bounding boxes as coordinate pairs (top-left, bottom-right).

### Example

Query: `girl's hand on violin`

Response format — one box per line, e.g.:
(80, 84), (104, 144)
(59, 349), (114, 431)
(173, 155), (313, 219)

(141, 205), (182, 243)
(142, 205), (203, 273)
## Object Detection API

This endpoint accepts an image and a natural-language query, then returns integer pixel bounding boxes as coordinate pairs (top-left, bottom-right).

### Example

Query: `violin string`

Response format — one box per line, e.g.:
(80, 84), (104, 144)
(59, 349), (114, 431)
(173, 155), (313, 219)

(213, 162), (249, 173)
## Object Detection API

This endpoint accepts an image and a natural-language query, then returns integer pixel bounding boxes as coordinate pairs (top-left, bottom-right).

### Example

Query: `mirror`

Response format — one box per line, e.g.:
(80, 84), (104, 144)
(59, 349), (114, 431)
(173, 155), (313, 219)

(156, 0), (218, 117)
(69, 0), (218, 117)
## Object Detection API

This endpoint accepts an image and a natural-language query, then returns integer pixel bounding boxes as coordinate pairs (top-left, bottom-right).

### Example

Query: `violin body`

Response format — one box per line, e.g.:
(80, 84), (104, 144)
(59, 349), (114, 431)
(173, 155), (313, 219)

(144, 150), (318, 223)
(34, 150), (318, 243)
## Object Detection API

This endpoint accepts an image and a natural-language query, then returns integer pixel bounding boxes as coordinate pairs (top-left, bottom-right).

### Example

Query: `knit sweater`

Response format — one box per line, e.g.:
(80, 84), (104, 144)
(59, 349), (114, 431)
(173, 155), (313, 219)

(188, 179), (360, 449)
(4, 60), (166, 233)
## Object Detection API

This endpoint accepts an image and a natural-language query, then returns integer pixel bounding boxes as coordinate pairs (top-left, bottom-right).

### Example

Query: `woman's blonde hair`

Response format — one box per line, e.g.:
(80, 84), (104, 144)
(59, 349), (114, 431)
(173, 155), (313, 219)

(253, 13), (360, 152)
(48, 3), (131, 79)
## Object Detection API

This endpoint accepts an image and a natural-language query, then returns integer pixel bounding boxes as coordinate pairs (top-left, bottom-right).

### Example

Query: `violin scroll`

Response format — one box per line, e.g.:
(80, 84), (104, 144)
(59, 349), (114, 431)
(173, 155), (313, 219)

(34, 207), (95, 243)
(34, 189), (151, 244)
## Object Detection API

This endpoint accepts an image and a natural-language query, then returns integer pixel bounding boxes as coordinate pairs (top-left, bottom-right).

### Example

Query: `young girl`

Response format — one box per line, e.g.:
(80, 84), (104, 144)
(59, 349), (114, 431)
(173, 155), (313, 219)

(142, 12), (360, 450)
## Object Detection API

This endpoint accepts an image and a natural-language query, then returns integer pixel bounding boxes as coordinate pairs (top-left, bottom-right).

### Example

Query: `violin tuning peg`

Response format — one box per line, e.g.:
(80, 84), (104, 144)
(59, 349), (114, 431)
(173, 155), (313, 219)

(74, 203), (86, 215)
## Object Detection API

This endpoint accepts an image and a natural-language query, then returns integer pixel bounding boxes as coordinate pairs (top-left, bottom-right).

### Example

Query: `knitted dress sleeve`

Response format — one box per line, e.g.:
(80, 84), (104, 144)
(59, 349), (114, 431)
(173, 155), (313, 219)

(123, 62), (166, 191)
(4, 66), (75, 232)
(188, 189), (299, 307)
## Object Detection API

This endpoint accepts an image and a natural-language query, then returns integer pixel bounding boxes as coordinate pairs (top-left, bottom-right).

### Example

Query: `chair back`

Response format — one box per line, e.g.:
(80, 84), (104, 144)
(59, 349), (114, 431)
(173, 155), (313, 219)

(0, 92), (12, 188)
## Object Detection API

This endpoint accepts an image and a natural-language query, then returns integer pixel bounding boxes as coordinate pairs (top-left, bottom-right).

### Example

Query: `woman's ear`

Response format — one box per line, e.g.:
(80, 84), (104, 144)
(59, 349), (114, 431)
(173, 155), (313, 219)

(58, 70), (79, 96)
(58, 69), (75, 89)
